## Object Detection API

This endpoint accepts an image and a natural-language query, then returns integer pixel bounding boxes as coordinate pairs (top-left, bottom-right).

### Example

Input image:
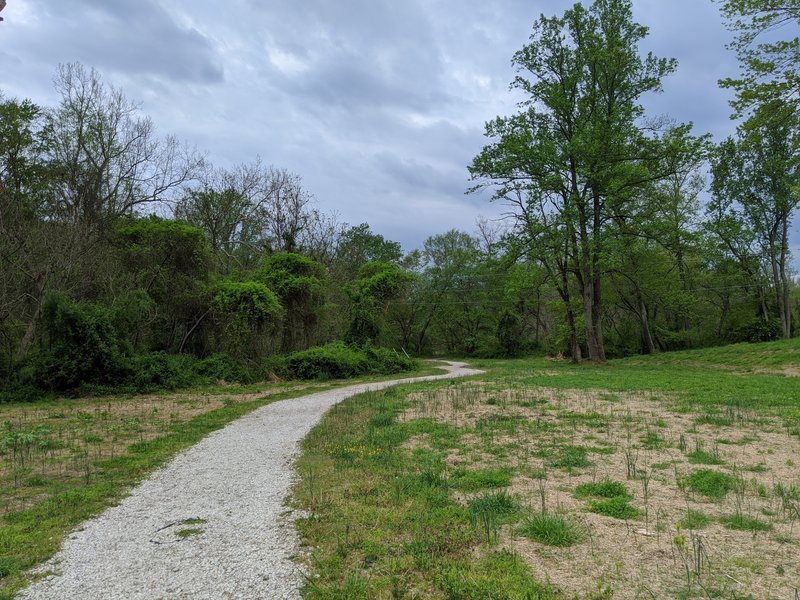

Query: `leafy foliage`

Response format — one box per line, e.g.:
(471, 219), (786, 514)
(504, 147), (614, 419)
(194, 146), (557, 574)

(30, 293), (130, 391)
(277, 342), (416, 380)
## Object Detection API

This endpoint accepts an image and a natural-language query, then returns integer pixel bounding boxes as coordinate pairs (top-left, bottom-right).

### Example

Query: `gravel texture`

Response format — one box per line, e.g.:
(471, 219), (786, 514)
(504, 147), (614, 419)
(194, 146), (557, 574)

(20, 362), (481, 600)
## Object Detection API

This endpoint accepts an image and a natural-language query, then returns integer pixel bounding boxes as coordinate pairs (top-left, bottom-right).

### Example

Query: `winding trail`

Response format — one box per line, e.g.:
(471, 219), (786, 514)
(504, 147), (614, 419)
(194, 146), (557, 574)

(20, 362), (482, 600)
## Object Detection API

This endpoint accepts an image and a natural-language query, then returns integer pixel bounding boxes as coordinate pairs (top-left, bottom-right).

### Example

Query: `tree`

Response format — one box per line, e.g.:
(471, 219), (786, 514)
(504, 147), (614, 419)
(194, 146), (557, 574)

(710, 103), (799, 337)
(470, 0), (691, 361)
(344, 262), (411, 346)
(176, 162), (338, 271)
(211, 281), (283, 359)
(718, 0), (800, 117)
(258, 252), (327, 351)
(41, 63), (200, 226)
(114, 217), (211, 352)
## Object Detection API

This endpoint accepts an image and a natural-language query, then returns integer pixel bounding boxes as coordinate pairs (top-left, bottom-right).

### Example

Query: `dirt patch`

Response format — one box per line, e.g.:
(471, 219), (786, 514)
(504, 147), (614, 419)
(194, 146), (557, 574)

(400, 382), (800, 599)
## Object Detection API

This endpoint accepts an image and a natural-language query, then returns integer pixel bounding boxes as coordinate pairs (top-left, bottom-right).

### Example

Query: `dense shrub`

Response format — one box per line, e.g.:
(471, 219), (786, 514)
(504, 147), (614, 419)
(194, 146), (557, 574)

(729, 319), (783, 343)
(31, 293), (131, 391)
(128, 352), (200, 391)
(196, 353), (260, 384)
(496, 310), (524, 358)
(277, 342), (417, 380)
(211, 281), (283, 359)
(365, 346), (416, 374)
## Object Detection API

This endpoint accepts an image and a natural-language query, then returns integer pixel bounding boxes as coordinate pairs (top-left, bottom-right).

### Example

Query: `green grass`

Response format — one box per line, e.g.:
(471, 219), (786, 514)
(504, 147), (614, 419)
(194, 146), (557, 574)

(679, 509), (711, 530)
(687, 448), (725, 465)
(293, 339), (800, 598)
(467, 491), (520, 522)
(450, 468), (513, 492)
(720, 513), (773, 532)
(683, 469), (737, 499)
(292, 382), (565, 599)
(175, 527), (204, 538)
(574, 480), (630, 499)
(470, 338), (800, 411)
(0, 366), (444, 599)
(586, 496), (640, 520)
(519, 513), (584, 547)
(547, 445), (592, 470)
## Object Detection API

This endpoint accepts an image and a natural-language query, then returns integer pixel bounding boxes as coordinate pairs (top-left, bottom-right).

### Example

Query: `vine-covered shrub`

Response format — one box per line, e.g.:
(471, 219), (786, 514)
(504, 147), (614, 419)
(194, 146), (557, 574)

(730, 319), (782, 343)
(211, 281), (283, 359)
(277, 342), (417, 380)
(30, 293), (131, 391)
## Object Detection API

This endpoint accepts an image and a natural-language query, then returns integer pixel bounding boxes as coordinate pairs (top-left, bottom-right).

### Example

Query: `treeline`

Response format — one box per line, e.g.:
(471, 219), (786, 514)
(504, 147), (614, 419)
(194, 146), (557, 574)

(3, 0), (800, 399)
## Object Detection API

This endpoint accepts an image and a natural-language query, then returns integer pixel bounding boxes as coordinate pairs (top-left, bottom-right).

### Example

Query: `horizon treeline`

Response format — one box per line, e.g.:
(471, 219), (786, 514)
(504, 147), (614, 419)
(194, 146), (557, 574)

(2, 0), (799, 396)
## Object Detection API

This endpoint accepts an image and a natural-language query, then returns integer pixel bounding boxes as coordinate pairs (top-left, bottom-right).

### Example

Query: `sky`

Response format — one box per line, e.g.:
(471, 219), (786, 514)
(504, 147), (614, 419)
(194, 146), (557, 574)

(0, 0), (781, 254)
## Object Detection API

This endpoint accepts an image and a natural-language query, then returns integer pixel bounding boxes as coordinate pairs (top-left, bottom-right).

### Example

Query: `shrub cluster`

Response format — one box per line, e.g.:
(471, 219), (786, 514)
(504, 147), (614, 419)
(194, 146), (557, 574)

(276, 342), (417, 380)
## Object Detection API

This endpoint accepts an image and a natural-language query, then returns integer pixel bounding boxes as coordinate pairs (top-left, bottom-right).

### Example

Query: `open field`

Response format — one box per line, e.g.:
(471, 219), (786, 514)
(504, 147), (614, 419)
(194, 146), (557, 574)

(294, 340), (800, 599)
(0, 365), (443, 599)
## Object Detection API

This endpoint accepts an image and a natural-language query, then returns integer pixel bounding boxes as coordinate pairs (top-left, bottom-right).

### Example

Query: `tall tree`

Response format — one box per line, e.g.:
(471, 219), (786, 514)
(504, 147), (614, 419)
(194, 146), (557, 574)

(470, 0), (691, 361)
(42, 63), (200, 226)
(710, 103), (799, 337)
(719, 0), (800, 117)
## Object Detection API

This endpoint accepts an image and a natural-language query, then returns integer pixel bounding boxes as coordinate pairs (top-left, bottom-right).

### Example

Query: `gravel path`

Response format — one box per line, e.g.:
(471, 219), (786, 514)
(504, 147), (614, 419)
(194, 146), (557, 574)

(20, 362), (481, 600)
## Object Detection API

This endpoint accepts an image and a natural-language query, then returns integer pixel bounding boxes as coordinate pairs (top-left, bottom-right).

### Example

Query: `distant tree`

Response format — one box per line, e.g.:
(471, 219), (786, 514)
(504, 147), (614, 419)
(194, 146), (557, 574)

(345, 261), (412, 346)
(41, 63), (201, 225)
(710, 103), (799, 338)
(334, 224), (403, 274)
(258, 252), (326, 351)
(176, 162), (338, 270)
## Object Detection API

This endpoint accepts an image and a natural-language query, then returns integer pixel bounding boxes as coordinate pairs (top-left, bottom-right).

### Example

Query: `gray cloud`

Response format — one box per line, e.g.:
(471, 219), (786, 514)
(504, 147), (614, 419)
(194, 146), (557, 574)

(6, 0), (223, 83)
(3, 0), (789, 253)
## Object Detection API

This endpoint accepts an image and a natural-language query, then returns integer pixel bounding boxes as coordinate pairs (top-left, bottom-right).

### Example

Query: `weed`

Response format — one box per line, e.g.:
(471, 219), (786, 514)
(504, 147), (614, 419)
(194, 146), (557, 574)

(687, 441), (724, 465)
(519, 513), (583, 547)
(640, 430), (668, 449)
(679, 509), (711, 530)
(683, 469), (736, 499)
(548, 445), (591, 470)
(587, 497), (640, 520)
(450, 468), (512, 492)
(176, 527), (204, 539)
(720, 514), (773, 532)
(468, 491), (520, 523)
(574, 480), (630, 499)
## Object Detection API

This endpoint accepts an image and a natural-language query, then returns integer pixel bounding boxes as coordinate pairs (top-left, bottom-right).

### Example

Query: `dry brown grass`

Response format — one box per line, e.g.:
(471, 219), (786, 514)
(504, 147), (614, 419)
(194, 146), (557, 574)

(399, 383), (800, 599)
(0, 383), (311, 517)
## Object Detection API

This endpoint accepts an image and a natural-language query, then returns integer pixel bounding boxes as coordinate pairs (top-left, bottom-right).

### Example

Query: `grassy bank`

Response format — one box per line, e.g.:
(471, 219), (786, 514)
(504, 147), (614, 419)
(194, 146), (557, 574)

(0, 364), (440, 599)
(293, 339), (800, 598)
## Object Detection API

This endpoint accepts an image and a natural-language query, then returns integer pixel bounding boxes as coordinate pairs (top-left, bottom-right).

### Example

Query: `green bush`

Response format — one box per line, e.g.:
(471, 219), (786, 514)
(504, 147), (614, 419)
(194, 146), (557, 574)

(196, 353), (260, 384)
(128, 352), (200, 391)
(730, 319), (783, 343)
(31, 293), (131, 391)
(496, 310), (524, 358)
(277, 342), (416, 380)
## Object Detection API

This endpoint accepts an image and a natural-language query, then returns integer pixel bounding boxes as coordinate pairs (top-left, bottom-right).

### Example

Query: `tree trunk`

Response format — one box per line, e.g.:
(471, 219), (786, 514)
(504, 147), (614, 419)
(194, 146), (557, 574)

(582, 278), (606, 362)
(639, 295), (656, 355)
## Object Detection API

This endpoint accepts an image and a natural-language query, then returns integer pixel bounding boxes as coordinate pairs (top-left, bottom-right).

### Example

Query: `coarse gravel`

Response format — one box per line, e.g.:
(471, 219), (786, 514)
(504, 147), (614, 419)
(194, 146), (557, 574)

(19, 361), (482, 600)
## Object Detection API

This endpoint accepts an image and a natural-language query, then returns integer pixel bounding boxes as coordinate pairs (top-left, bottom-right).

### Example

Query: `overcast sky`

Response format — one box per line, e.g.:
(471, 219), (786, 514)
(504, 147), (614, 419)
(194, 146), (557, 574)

(0, 0), (779, 253)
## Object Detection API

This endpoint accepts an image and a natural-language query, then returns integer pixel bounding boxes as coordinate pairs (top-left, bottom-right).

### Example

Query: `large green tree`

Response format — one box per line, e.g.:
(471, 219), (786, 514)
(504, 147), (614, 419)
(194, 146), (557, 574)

(710, 103), (799, 338)
(470, 0), (694, 361)
(719, 0), (800, 117)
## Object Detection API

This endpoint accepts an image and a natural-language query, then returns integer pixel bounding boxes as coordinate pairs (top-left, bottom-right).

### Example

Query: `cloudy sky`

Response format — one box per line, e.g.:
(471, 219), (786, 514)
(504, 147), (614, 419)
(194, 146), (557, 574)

(0, 0), (760, 252)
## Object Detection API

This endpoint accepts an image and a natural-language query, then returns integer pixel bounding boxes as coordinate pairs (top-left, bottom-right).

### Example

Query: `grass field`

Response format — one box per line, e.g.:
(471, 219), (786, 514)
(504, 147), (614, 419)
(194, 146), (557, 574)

(0, 365), (440, 599)
(293, 340), (800, 599)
